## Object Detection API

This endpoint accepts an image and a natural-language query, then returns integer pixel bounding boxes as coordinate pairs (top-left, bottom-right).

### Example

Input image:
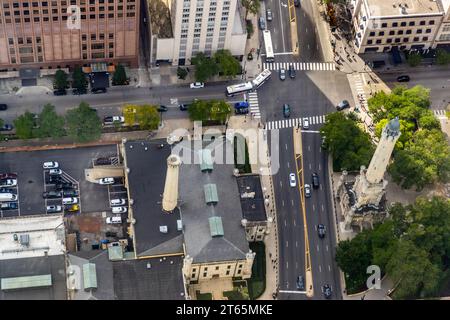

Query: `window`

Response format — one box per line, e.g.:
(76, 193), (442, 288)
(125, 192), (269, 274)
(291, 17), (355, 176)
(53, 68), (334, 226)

(400, 22), (406, 27)
(413, 37), (419, 41)
(376, 39), (382, 44)
(425, 29), (431, 33)
(419, 20), (425, 25)
(215, 266), (219, 270)
(409, 21), (415, 26)
(422, 36), (428, 41)
(392, 22), (398, 27)
(395, 38), (400, 43)
(429, 20), (434, 25)
(386, 38), (392, 43)
(367, 39), (373, 44)
(403, 38), (409, 42)
(398, 30), (403, 35)
(416, 29), (422, 34)
(378, 31), (384, 36)
(226, 271), (230, 276)
(389, 30), (395, 35)
(381, 23), (387, 28)
(406, 30), (412, 35)
(203, 272), (207, 277)
(369, 31), (375, 37)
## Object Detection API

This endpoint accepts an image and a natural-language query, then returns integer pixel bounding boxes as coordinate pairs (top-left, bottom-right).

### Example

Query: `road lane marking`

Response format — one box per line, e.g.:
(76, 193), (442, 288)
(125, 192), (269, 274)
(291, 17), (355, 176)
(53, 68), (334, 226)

(284, 219), (287, 226)
(282, 200), (285, 207)
(291, 199), (294, 207)
(319, 164), (321, 171)
(326, 245), (329, 252)
(319, 265), (322, 272)
(309, 163), (312, 170)
(296, 262), (298, 269)
(306, 28), (308, 33)
(286, 261), (289, 269)
(308, 145), (311, 151)
(287, 161), (290, 168)
(286, 241), (289, 248)
(328, 265), (331, 272)
(317, 244), (320, 252)
(321, 204), (324, 212)
(285, 143), (288, 150)
(296, 241), (298, 247)
(312, 204), (316, 211)
(320, 184), (323, 191)
(280, 180), (283, 188)
(279, 290), (307, 294)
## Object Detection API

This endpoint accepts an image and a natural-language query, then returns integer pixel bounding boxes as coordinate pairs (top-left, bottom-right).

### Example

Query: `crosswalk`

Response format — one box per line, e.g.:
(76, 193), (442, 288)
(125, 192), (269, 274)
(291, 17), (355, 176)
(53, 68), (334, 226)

(263, 62), (336, 72)
(245, 91), (261, 119)
(265, 115), (326, 130)
(352, 74), (368, 110)
(433, 109), (447, 118)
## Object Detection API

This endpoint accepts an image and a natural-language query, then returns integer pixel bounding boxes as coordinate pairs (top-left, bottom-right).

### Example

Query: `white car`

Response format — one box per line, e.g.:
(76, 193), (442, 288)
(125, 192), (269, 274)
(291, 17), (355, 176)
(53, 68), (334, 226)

(106, 216), (122, 224)
(62, 197), (78, 205)
(289, 173), (296, 187)
(111, 116), (124, 123)
(112, 206), (127, 214)
(303, 118), (310, 130)
(110, 198), (127, 206)
(99, 177), (115, 185)
(46, 205), (62, 213)
(0, 179), (17, 187)
(190, 82), (204, 89)
(43, 161), (59, 169)
(304, 184), (311, 198)
(49, 169), (62, 175)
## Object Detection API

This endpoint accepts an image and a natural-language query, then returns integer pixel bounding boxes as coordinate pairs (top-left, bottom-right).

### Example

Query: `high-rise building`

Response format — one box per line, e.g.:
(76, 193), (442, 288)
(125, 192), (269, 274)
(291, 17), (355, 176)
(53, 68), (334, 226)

(153, 0), (247, 65)
(0, 0), (140, 71)
(434, 0), (450, 47)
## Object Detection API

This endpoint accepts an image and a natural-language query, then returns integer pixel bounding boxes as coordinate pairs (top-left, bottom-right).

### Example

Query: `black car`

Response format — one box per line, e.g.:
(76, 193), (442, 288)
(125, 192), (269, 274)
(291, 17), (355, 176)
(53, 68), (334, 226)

(283, 104), (291, 118)
(158, 105), (168, 112)
(289, 64), (296, 79)
(1, 202), (18, 210)
(296, 275), (305, 290)
(396, 75), (410, 82)
(179, 104), (190, 111)
(63, 189), (79, 197)
(55, 182), (74, 190)
(0, 124), (13, 131)
(95, 157), (112, 165)
(312, 172), (320, 189)
(72, 88), (87, 95)
(0, 188), (16, 194)
(336, 100), (350, 111)
(42, 190), (63, 199)
(318, 224), (326, 238)
(323, 284), (332, 299)
(0, 104), (7, 111)
(54, 89), (67, 96)
(235, 107), (249, 114)
(47, 175), (62, 184)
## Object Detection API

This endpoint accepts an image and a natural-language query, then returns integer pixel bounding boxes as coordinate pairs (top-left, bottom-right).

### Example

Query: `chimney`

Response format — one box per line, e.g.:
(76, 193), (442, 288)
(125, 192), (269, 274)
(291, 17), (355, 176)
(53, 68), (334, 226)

(162, 154), (181, 213)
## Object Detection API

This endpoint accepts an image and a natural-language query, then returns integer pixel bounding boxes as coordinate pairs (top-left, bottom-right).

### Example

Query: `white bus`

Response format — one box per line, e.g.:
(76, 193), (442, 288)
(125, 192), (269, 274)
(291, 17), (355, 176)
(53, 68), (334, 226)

(263, 30), (275, 63)
(251, 69), (272, 89)
(226, 82), (253, 97)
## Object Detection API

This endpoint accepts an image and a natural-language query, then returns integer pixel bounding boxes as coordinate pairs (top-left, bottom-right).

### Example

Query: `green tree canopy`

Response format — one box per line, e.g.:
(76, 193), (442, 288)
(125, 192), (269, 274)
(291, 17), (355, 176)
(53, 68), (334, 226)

(72, 66), (87, 90)
(191, 52), (219, 82)
(320, 112), (375, 171)
(13, 111), (36, 139)
(188, 99), (231, 124)
(66, 102), (101, 142)
(214, 50), (241, 78)
(177, 67), (188, 80)
(136, 105), (160, 130)
(54, 69), (68, 91)
(112, 64), (128, 85)
(241, 0), (260, 19)
(188, 99), (210, 122)
(436, 49), (450, 65)
(36, 104), (66, 138)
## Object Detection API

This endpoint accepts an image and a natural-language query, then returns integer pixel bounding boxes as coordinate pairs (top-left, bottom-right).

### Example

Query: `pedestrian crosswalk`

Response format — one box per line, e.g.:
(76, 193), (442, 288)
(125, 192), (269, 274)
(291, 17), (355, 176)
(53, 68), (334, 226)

(264, 115), (326, 130)
(352, 74), (368, 110)
(246, 91), (261, 119)
(263, 62), (336, 72)
(434, 109), (447, 118)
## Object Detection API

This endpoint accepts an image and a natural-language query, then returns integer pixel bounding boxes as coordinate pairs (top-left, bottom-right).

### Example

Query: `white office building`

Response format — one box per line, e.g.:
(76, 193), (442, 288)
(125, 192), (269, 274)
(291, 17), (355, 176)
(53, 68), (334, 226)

(154, 0), (247, 65)
(434, 0), (450, 47)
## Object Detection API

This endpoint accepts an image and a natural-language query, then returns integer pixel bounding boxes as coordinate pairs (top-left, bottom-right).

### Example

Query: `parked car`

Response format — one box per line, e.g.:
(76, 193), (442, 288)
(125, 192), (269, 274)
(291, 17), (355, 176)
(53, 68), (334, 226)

(322, 284), (332, 299)
(53, 89), (67, 96)
(0, 104), (8, 111)
(0, 193), (17, 202)
(289, 64), (296, 79)
(91, 88), (107, 94)
(396, 75), (410, 82)
(283, 104), (291, 118)
(42, 190), (63, 199)
(46, 205), (62, 213)
(303, 118), (310, 129)
(0, 124), (13, 131)
(43, 161), (59, 169)
(49, 169), (62, 176)
(63, 189), (79, 197)
(0, 173), (18, 179)
(55, 182), (74, 190)
(95, 157), (113, 165)
(103, 116), (124, 124)
(318, 224), (326, 238)
(157, 105), (168, 112)
(190, 82), (204, 89)
(62, 197), (78, 205)
(304, 184), (311, 198)
(336, 100), (350, 111)
(72, 88), (87, 95)
(0, 202), (18, 210)
(106, 216), (122, 224)
(258, 16), (266, 30)
(65, 204), (80, 212)
(0, 187), (16, 194)
(99, 177), (115, 185)
(235, 107), (249, 114)
(179, 103), (190, 111)
(110, 198), (127, 206)
(0, 179), (17, 187)
(312, 172), (320, 189)
(112, 206), (127, 214)
(294, 0), (301, 7)
(47, 175), (62, 184)
(296, 275), (305, 290)
(279, 68), (286, 80)
(266, 9), (273, 21)
(289, 173), (296, 187)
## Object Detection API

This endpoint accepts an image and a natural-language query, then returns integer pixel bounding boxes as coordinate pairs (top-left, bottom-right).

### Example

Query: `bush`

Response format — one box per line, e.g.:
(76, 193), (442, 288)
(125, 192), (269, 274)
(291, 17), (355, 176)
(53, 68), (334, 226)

(406, 52), (422, 67)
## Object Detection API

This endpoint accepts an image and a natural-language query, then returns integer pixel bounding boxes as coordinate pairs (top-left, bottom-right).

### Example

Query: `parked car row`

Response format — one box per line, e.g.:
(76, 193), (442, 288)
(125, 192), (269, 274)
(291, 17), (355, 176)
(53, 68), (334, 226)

(0, 172), (19, 211)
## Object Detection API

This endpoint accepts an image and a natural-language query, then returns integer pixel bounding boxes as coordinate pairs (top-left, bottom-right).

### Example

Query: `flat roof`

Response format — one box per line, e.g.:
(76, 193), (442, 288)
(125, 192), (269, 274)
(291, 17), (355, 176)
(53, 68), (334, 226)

(236, 175), (268, 222)
(113, 256), (185, 300)
(365, 0), (443, 17)
(0, 255), (67, 300)
(124, 140), (183, 257)
(0, 214), (65, 260)
(178, 137), (250, 264)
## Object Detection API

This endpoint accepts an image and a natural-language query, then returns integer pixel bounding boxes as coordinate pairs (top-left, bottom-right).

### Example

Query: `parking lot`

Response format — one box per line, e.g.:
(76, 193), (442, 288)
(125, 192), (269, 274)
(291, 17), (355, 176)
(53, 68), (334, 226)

(0, 145), (119, 217)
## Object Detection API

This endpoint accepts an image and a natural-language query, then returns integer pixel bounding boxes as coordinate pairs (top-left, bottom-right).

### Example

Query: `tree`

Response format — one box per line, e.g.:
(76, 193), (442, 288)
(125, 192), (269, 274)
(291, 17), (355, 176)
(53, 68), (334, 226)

(188, 99), (210, 122)
(241, 0), (260, 20)
(54, 70), (68, 91)
(36, 104), (65, 138)
(72, 66), (87, 90)
(13, 111), (36, 139)
(436, 49), (450, 65)
(0, 118), (4, 129)
(123, 104), (138, 127)
(66, 102), (101, 142)
(320, 112), (375, 171)
(214, 50), (241, 78)
(406, 52), (422, 67)
(136, 105), (160, 130)
(177, 67), (188, 80)
(112, 64), (128, 85)
(209, 100), (231, 124)
(191, 52), (219, 82)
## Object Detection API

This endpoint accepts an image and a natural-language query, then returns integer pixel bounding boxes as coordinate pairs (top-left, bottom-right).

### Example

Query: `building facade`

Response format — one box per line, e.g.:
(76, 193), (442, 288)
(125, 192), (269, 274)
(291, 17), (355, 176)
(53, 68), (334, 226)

(434, 0), (450, 47)
(349, 0), (445, 54)
(155, 0), (246, 65)
(0, 0), (140, 72)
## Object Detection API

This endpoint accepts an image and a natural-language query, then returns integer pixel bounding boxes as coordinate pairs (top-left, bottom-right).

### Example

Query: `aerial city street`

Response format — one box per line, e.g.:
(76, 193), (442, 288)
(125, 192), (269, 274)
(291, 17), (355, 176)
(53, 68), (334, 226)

(0, 0), (449, 303)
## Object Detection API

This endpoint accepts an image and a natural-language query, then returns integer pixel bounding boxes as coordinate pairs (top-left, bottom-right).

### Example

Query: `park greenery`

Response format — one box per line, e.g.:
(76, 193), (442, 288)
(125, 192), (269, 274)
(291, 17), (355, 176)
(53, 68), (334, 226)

(112, 64), (128, 85)
(187, 99), (231, 124)
(65, 102), (102, 142)
(122, 104), (160, 130)
(368, 85), (449, 190)
(335, 196), (450, 299)
(320, 112), (375, 172)
(436, 49), (450, 65)
(54, 70), (68, 91)
(191, 50), (241, 82)
(35, 104), (66, 138)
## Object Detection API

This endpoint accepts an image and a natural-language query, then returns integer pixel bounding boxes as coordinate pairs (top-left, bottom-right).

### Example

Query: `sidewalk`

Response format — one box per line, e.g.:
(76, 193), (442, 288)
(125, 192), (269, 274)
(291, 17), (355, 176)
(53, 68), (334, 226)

(243, 13), (262, 79)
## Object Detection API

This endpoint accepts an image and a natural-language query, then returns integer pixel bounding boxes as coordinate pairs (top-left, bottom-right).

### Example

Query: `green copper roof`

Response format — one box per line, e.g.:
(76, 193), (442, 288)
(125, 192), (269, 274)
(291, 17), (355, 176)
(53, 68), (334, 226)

(204, 183), (218, 204)
(209, 216), (224, 237)
(1, 274), (52, 290)
(199, 149), (213, 172)
(83, 263), (97, 290)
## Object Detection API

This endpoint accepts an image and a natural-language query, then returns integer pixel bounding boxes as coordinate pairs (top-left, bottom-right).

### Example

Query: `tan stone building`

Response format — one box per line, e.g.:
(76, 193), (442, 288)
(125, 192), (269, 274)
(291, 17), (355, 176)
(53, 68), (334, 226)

(0, 0), (140, 72)
(434, 0), (450, 47)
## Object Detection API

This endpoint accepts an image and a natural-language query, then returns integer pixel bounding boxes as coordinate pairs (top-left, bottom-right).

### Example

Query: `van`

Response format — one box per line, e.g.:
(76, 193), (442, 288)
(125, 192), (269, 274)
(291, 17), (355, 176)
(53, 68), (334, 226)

(0, 193), (17, 202)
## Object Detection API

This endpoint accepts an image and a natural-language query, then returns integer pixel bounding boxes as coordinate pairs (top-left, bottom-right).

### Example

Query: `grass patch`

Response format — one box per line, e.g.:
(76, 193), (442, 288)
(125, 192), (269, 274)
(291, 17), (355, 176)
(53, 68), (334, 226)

(196, 291), (212, 300)
(247, 242), (266, 299)
(223, 286), (249, 300)
(234, 135), (252, 174)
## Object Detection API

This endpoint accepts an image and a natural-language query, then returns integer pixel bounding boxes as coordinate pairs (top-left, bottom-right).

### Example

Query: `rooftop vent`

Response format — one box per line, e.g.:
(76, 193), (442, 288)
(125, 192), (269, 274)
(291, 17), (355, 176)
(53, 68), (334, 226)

(199, 149), (213, 172)
(209, 216), (224, 237)
(204, 184), (218, 205)
(159, 225), (168, 233)
(20, 234), (30, 246)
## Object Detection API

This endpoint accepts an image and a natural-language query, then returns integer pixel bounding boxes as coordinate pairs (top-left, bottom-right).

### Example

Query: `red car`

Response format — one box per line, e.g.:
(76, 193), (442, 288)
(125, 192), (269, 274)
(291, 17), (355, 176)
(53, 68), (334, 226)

(0, 173), (17, 179)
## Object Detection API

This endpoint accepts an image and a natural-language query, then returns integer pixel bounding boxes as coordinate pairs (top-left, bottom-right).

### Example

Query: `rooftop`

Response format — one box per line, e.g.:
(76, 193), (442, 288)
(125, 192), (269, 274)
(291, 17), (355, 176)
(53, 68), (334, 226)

(124, 140), (183, 258)
(365, 0), (444, 17)
(236, 174), (268, 222)
(0, 214), (65, 260)
(178, 137), (250, 264)
(113, 256), (185, 300)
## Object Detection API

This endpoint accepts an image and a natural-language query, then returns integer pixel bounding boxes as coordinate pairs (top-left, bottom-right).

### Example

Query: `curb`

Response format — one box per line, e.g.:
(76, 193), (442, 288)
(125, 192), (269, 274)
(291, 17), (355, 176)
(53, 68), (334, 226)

(0, 140), (119, 153)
